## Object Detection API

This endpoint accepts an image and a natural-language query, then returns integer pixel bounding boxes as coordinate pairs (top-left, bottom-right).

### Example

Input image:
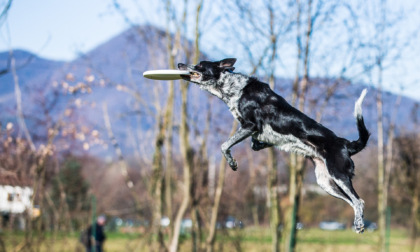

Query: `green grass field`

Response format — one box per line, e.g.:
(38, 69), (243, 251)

(2, 227), (418, 252)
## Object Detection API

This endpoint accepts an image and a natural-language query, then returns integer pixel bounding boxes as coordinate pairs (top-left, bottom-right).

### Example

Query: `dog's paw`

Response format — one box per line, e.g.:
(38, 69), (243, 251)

(354, 219), (365, 234)
(355, 225), (365, 234)
(229, 159), (238, 171)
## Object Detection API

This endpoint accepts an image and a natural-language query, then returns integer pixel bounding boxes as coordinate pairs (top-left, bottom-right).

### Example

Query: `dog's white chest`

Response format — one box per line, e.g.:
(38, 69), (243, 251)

(218, 72), (249, 122)
(255, 125), (320, 158)
(226, 97), (242, 121)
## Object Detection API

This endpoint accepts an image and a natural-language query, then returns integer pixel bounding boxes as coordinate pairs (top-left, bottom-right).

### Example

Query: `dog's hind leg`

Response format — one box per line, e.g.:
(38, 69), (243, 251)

(313, 158), (365, 233)
(313, 158), (353, 204)
(221, 124), (254, 170)
(332, 176), (365, 233)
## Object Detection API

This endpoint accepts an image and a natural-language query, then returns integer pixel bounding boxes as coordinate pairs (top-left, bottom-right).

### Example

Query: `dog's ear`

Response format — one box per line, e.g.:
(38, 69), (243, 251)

(219, 58), (237, 71)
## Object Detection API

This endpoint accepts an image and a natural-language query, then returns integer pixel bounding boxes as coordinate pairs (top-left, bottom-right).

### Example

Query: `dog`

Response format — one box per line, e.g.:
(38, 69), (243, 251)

(178, 58), (370, 233)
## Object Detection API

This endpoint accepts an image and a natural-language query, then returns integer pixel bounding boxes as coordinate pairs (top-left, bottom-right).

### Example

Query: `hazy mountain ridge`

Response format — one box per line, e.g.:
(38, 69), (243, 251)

(0, 49), (65, 103)
(0, 25), (418, 158)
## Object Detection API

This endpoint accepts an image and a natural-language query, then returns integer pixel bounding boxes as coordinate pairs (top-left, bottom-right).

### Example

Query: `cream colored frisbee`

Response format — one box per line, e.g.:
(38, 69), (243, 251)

(143, 70), (190, 80)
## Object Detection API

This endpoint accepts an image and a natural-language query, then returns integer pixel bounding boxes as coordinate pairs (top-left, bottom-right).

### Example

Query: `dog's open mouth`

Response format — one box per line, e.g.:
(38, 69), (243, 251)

(177, 63), (201, 81)
(190, 72), (200, 78)
(187, 71), (201, 80)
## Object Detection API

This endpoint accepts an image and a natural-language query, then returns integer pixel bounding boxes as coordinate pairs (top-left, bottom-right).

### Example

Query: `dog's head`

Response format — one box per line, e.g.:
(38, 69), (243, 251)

(178, 58), (236, 85)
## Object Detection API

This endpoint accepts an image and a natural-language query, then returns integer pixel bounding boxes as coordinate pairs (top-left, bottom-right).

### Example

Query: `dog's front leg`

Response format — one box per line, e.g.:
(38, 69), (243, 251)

(221, 126), (254, 171)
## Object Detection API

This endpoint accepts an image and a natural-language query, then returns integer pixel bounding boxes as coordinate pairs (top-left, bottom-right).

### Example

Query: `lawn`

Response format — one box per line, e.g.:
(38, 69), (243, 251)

(1, 227), (418, 252)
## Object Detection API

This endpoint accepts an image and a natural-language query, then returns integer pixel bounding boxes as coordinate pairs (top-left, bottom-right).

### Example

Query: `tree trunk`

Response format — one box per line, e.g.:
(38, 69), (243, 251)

(11, 54), (35, 152)
(151, 115), (167, 252)
(283, 1), (311, 251)
(190, 2), (204, 251)
(246, 148), (260, 227)
(206, 121), (238, 252)
(283, 154), (304, 252)
(376, 62), (386, 252)
(164, 26), (176, 242)
(267, 32), (281, 252)
(410, 189), (419, 252)
(169, 81), (193, 252)
(265, 4), (282, 250)
(191, 103), (210, 252)
(267, 148), (281, 252)
(11, 51), (59, 251)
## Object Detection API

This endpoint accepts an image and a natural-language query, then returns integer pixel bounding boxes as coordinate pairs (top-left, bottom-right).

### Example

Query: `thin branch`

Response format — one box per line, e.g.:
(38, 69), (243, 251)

(11, 52), (36, 151)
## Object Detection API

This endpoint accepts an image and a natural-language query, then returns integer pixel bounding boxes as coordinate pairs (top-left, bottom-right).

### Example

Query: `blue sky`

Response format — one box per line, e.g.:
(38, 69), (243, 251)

(0, 0), (131, 60)
(1, 0), (419, 100)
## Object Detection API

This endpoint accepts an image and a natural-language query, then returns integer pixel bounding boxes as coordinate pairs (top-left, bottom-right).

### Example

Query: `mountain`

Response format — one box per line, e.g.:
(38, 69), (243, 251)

(0, 25), (418, 159)
(0, 50), (64, 103)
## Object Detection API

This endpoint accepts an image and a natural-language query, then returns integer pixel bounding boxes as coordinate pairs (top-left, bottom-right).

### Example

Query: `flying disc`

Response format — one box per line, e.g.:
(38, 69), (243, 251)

(143, 70), (190, 80)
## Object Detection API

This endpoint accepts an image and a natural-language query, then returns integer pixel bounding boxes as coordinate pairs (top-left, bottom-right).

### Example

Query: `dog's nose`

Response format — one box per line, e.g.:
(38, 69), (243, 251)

(178, 63), (187, 70)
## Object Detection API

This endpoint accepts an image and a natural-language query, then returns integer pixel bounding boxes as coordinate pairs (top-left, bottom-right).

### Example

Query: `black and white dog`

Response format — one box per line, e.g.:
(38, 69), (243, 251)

(178, 58), (370, 233)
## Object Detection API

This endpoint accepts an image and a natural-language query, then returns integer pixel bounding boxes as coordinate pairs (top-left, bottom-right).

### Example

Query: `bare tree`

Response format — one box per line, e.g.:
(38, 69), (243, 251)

(353, 0), (416, 250)
(149, 111), (167, 252)
(205, 121), (237, 252)
(190, 2), (205, 251)
(266, 2), (281, 251)
(282, 1), (360, 250)
(0, 0), (12, 22)
(10, 49), (59, 251)
(167, 0), (195, 250)
(223, 1), (295, 250)
(394, 133), (420, 252)
(168, 63), (194, 252)
(3, 47), (99, 251)
(283, 1), (313, 250)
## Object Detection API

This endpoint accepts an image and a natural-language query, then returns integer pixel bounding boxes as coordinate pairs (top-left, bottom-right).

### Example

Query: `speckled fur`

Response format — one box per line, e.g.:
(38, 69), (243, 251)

(178, 59), (370, 233)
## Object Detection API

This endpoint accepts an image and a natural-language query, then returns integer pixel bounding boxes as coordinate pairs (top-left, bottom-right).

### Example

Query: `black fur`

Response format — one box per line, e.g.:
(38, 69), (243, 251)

(178, 58), (370, 233)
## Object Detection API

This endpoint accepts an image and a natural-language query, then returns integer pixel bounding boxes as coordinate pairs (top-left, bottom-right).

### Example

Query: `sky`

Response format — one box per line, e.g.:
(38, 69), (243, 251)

(1, 0), (419, 100)
(0, 0), (135, 61)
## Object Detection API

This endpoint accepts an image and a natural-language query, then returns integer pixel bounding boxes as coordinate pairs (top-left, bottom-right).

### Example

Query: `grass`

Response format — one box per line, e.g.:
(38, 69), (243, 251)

(1, 227), (418, 252)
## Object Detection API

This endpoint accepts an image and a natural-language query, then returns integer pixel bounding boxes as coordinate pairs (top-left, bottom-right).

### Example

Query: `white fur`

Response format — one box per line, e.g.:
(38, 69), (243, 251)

(254, 124), (321, 158)
(354, 88), (367, 118)
(333, 177), (365, 232)
(313, 158), (365, 232)
(195, 66), (367, 233)
(218, 72), (249, 121)
(313, 158), (339, 196)
(192, 71), (250, 122)
(199, 85), (223, 99)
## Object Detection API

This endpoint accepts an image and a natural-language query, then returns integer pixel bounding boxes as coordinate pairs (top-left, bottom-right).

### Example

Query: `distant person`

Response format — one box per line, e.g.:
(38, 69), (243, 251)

(83, 215), (107, 252)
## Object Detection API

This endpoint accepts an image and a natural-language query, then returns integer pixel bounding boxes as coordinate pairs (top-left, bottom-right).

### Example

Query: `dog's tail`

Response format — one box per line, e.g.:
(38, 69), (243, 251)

(347, 88), (370, 156)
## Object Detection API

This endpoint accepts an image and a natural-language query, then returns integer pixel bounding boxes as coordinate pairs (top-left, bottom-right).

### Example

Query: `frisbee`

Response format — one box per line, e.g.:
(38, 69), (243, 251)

(143, 69), (190, 80)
